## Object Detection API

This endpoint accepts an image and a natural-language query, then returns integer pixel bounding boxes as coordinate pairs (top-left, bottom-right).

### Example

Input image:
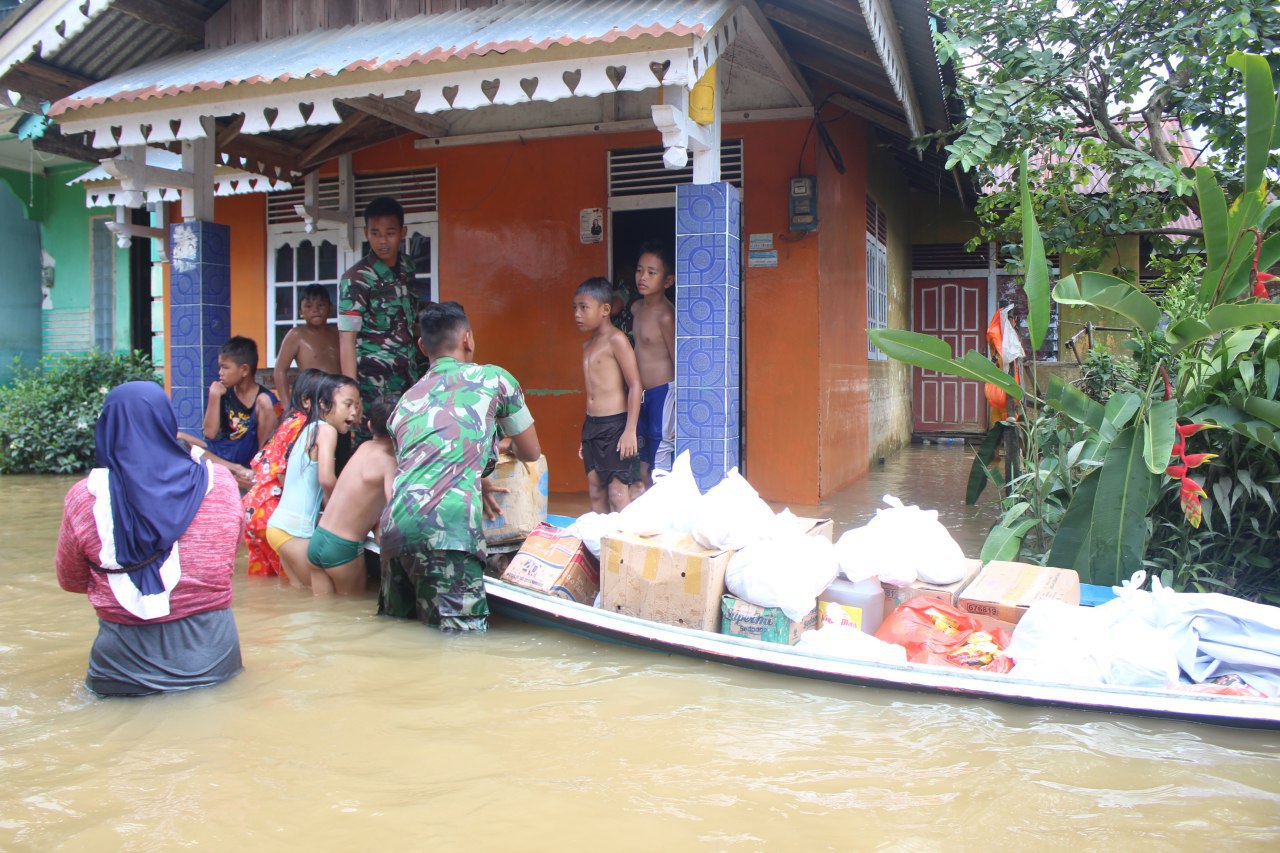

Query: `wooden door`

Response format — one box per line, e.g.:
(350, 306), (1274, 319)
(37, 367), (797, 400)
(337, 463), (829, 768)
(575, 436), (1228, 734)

(912, 277), (987, 433)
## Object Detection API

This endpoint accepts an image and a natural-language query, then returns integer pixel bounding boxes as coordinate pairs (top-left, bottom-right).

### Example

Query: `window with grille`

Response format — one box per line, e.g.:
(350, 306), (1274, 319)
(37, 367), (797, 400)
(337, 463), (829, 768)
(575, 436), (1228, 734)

(266, 167), (438, 367)
(607, 140), (744, 198)
(866, 197), (889, 361)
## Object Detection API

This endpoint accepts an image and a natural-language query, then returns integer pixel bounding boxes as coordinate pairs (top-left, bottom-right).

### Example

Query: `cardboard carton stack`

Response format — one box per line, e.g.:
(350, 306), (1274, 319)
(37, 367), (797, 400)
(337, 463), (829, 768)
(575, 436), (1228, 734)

(482, 454), (548, 545)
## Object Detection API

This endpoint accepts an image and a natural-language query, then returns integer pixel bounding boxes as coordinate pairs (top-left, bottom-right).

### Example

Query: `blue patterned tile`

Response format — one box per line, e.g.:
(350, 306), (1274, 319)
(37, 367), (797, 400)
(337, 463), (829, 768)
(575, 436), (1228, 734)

(195, 221), (231, 266)
(686, 440), (727, 490)
(676, 234), (728, 286)
(170, 268), (201, 302)
(202, 265), (231, 307)
(676, 183), (727, 236)
(675, 284), (726, 336)
(726, 239), (741, 286)
(170, 303), (199, 343)
(722, 435), (742, 473)
(170, 345), (202, 386)
(170, 386), (203, 432)
(725, 284), (740, 333)
(726, 184), (741, 238)
(677, 337), (726, 389)
(725, 338), (741, 388)
(677, 386), (731, 441)
(201, 305), (230, 347)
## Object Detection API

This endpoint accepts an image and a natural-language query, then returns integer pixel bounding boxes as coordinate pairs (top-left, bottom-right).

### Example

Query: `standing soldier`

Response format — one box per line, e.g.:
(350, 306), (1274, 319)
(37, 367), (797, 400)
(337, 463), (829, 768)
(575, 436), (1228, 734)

(378, 302), (540, 632)
(337, 196), (423, 441)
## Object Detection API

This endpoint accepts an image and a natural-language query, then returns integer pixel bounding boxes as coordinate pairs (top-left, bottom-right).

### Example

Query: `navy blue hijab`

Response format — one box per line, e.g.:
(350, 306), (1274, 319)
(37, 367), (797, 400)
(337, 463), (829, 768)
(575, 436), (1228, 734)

(94, 382), (209, 593)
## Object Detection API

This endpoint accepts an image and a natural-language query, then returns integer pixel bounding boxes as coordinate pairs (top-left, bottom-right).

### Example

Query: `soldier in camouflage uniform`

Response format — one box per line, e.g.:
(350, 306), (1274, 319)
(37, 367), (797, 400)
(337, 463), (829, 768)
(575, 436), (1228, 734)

(338, 196), (423, 443)
(378, 302), (541, 631)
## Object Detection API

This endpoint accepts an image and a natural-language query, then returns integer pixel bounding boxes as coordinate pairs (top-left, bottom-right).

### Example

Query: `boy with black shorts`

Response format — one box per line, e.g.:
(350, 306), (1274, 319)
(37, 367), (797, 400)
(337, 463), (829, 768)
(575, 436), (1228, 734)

(573, 278), (642, 512)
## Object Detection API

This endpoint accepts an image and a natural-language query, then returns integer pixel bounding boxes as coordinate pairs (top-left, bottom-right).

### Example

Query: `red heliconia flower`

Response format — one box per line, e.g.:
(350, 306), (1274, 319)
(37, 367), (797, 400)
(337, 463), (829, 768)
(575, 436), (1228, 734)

(1181, 452), (1218, 469)
(1165, 464), (1187, 479)
(1179, 476), (1207, 528)
(1175, 422), (1215, 438)
(1254, 271), (1276, 299)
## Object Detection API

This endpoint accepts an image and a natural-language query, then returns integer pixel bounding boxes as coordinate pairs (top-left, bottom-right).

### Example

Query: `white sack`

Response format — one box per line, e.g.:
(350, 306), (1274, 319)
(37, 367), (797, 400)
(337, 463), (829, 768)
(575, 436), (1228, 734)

(690, 468), (777, 551)
(565, 511), (621, 558)
(614, 451), (701, 537)
(834, 495), (967, 586)
(725, 533), (838, 623)
(795, 625), (909, 665)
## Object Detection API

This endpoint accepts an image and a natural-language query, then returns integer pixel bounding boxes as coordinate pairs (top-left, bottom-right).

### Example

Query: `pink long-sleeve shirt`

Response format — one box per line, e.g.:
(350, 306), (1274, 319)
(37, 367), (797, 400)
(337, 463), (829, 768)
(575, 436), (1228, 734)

(56, 464), (243, 626)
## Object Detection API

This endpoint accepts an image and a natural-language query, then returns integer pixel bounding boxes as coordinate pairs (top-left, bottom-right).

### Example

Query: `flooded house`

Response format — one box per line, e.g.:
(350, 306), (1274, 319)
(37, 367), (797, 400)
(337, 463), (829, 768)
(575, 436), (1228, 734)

(0, 0), (978, 502)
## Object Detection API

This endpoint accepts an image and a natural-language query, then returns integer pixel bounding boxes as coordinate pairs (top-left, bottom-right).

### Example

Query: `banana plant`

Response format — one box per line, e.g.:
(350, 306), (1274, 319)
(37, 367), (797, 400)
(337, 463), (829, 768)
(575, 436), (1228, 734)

(868, 52), (1280, 585)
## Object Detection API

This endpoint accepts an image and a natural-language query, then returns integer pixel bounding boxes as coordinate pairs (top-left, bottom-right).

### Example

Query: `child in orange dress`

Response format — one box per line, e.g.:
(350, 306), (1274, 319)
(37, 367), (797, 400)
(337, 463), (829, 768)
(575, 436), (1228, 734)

(242, 369), (327, 577)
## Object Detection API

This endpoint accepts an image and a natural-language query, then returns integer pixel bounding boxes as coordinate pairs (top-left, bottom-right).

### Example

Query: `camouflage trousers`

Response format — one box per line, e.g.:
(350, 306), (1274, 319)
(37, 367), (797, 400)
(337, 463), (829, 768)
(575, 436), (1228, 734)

(378, 547), (489, 632)
(351, 368), (413, 446)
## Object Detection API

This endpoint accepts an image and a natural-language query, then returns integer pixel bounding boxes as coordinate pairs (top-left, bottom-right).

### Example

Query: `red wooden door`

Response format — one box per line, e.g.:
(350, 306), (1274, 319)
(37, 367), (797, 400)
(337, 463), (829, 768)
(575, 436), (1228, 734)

(912, 277), (987, 433)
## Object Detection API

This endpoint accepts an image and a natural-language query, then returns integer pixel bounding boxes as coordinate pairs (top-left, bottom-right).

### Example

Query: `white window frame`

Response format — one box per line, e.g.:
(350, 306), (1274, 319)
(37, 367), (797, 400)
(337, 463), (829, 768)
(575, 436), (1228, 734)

(866, 199), (889, 361)
(265, 214), (439, 368)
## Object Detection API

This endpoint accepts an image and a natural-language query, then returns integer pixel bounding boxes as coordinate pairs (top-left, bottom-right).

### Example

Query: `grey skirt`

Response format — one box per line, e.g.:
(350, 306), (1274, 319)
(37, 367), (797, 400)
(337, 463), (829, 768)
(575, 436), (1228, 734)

(86, 607), (243, 697)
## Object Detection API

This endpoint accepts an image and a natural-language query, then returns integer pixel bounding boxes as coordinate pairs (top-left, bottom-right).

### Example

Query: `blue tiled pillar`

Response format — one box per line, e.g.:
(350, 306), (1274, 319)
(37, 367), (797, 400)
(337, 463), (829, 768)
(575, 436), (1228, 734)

(675, 182), (741, 490)
(168, 221), (230, 434)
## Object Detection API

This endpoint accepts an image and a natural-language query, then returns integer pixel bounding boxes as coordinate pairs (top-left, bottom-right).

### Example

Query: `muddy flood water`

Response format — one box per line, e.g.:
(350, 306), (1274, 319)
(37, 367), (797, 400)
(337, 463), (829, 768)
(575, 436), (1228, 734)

(3, 445), (1279, 849)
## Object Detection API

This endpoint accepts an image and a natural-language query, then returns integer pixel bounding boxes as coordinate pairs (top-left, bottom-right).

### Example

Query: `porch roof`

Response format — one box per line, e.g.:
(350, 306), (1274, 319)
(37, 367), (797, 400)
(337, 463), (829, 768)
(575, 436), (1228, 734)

(68, 145), (291, 207)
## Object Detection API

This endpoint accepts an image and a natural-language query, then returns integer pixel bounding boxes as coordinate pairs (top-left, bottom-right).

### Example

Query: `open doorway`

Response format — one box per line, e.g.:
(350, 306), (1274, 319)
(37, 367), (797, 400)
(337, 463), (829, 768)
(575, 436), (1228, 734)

(128, 208), (153, 354)
(610, 206), (676, 325)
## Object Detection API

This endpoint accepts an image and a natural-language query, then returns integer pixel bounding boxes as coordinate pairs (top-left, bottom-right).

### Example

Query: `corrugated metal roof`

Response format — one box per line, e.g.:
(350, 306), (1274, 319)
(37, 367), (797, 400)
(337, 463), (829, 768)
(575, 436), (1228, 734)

(52, 0), (732, 115)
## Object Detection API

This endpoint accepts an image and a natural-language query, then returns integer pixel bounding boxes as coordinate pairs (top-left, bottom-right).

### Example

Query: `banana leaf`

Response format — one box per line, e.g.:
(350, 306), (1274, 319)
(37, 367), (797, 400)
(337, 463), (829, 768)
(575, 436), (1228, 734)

(1227, 51), (1277, 194)
(867, 329), (1023, 398)
(1142, 398), (1178, 475)
(965, 423), (1006, 505)
(1165, 303), (1280, 354)
(1087, 426), (1157, 588)
(1052, 271), (1161, 333)
(1045, 468), (1100, 577)
(1019, 151), (1051, 350)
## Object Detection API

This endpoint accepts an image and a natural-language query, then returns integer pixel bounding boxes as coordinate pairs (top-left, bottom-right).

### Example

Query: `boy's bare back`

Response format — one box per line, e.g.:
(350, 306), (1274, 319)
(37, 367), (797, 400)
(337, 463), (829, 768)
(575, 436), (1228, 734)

(631, 297), (675, 390)
(315, 438), (395, 543)
(275, 323), (339, 401)
(582, 324), (634, 417)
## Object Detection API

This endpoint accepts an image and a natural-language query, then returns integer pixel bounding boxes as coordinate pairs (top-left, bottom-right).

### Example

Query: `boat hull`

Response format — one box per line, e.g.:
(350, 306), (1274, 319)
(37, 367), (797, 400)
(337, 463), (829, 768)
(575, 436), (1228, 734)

(484, 577), (1280, 730)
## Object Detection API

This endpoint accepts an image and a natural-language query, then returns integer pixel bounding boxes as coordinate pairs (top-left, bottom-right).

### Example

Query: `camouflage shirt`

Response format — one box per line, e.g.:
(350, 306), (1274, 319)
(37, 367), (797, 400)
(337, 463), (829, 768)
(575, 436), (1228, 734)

(337, 252), (422, 404)
(379, 357), (534, 558)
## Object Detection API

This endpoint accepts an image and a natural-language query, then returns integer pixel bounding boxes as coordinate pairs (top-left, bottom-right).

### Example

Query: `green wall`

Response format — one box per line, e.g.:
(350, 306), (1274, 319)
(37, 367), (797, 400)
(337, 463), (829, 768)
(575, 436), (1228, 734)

(0, 176), (42, 382)
(36, 163), (132, 356)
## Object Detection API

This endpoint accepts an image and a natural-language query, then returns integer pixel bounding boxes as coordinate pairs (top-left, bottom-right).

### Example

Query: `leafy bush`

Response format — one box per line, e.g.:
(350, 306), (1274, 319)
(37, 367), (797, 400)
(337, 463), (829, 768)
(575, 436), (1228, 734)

(0, 351), (159, 474)
(1076, 347), (1138, 404)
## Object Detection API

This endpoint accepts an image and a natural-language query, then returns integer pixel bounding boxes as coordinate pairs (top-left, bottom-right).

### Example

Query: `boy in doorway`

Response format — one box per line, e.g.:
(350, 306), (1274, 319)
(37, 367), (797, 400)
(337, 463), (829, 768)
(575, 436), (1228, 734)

(573, 277), (642, 512)
(338, 196), (422, 442)
(631, 240), (676, 483)
(273, 283), (340, 405)
(197, 336), (279, 488)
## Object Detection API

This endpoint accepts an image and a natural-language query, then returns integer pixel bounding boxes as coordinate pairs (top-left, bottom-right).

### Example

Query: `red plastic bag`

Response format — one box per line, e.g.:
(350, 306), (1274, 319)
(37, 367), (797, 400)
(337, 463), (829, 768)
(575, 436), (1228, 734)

(874, 599), (1014, 673)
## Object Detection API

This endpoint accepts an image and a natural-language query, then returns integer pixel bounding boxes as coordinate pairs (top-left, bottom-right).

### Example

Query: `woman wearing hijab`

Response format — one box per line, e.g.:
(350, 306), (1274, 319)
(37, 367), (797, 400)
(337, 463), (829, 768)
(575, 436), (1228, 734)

(56, 382), (245, 696)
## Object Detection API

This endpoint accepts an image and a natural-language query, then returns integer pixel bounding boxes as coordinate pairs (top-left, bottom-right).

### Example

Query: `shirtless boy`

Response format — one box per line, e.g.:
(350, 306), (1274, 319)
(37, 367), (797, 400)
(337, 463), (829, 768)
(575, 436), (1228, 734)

(573, 277), (642, 512)
(273, 284), (340, 404)
(631, 240), (676, 482)
(306, 393), (398, 595)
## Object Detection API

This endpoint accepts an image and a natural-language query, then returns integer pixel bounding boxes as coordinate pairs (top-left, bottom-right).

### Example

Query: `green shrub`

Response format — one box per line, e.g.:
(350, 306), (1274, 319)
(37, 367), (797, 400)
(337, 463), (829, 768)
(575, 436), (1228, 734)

(0, 351), (159, 474)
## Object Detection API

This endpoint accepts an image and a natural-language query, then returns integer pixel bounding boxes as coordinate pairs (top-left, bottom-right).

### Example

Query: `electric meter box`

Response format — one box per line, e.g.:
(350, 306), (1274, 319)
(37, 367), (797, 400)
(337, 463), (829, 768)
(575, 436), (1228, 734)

(789, 176), (817, 231)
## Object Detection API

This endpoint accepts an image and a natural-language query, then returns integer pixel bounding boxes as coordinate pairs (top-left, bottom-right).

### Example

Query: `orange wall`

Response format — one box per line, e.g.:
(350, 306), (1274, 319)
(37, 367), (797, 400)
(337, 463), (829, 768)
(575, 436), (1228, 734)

(816, 116), (871, 495)
(216, 121), (832, 499)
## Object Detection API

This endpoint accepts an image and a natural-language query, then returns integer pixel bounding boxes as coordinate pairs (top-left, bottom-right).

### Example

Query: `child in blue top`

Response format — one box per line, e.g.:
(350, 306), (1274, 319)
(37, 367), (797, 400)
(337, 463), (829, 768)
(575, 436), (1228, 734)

(266, 373), (362, 591)
(200, 337), (279, 486)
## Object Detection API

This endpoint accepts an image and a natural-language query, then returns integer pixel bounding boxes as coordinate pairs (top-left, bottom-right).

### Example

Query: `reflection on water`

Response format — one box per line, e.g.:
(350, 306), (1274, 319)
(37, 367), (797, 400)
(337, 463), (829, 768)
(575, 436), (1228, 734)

(2, 455), (1279, 848)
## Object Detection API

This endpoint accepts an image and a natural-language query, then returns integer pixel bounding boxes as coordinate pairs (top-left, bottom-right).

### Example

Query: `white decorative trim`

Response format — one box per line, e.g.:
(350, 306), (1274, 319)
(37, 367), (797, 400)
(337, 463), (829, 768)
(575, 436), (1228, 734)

(857, 0), (925, 138)
(0, 0), (113, 89)
(58, 46), (700, 149)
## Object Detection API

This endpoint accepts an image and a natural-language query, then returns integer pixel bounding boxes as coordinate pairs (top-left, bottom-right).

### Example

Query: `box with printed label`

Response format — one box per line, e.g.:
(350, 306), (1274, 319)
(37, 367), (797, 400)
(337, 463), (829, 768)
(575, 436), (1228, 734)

(720, 595), (817, 645)
(956, 561), (1080, 625)
(482, 454), (549, 545)
(501, 523), (599, 604)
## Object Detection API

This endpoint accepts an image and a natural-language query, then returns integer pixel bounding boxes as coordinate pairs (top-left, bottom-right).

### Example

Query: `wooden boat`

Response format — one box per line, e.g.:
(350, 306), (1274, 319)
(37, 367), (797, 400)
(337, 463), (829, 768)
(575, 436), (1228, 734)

(483, 576), (1280, 730)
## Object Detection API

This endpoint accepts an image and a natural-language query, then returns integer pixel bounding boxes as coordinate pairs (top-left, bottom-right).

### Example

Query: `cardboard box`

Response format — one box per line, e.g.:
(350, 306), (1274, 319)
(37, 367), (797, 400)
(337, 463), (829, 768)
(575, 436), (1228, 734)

(501, 523), (599, 604)
(721, 595), (817, 645)
(882, 559), (984, 612)
(600, 530), (731, 631)
(956, 561), (1081, 625)
(482, 454), (548, 544)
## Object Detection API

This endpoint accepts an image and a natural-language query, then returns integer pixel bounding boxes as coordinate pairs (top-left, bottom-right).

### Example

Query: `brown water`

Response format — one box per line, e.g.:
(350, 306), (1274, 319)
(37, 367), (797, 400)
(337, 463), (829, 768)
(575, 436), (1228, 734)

(3, 448), (1280, 849)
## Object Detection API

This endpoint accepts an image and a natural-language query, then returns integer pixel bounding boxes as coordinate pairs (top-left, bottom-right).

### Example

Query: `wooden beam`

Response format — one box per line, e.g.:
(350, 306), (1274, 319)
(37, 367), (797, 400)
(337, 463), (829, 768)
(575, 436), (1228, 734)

(342, 96), (449, 139)
(0, 67), (78, 104)
(740, 0), (813, 106)
(298, 110), (369, 168)
(215, 114), (245, 149)
(760, 2), (881, 68)
(791, 47), (900, 105)
(829, 92), (910, 136)
(33, 126), (115, 162)
(14, 59), (94, 92)
(113, 0), (209, 44)
(219, 137), (304, 179)
(306, 122), (405, 166)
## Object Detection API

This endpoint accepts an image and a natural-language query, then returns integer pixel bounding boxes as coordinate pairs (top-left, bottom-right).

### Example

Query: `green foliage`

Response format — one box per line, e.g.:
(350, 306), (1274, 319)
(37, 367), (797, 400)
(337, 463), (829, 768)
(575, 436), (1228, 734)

(932, 0), (1280, 268)
(0, 351), (159, 475)
(1076, 347), (1139, 404)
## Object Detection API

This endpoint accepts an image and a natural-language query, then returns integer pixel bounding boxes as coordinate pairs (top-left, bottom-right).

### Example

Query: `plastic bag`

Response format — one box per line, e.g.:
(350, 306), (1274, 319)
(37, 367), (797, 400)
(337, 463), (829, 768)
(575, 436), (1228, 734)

(614, 451), (701, 536)
(795, 625), (909, 665)
(874, 598), (1013, 673)
(835, 495), (967, 586)
(725, 533), (838, 623)
(565, 511), (621, 558)
(690, 468), (776, 551)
